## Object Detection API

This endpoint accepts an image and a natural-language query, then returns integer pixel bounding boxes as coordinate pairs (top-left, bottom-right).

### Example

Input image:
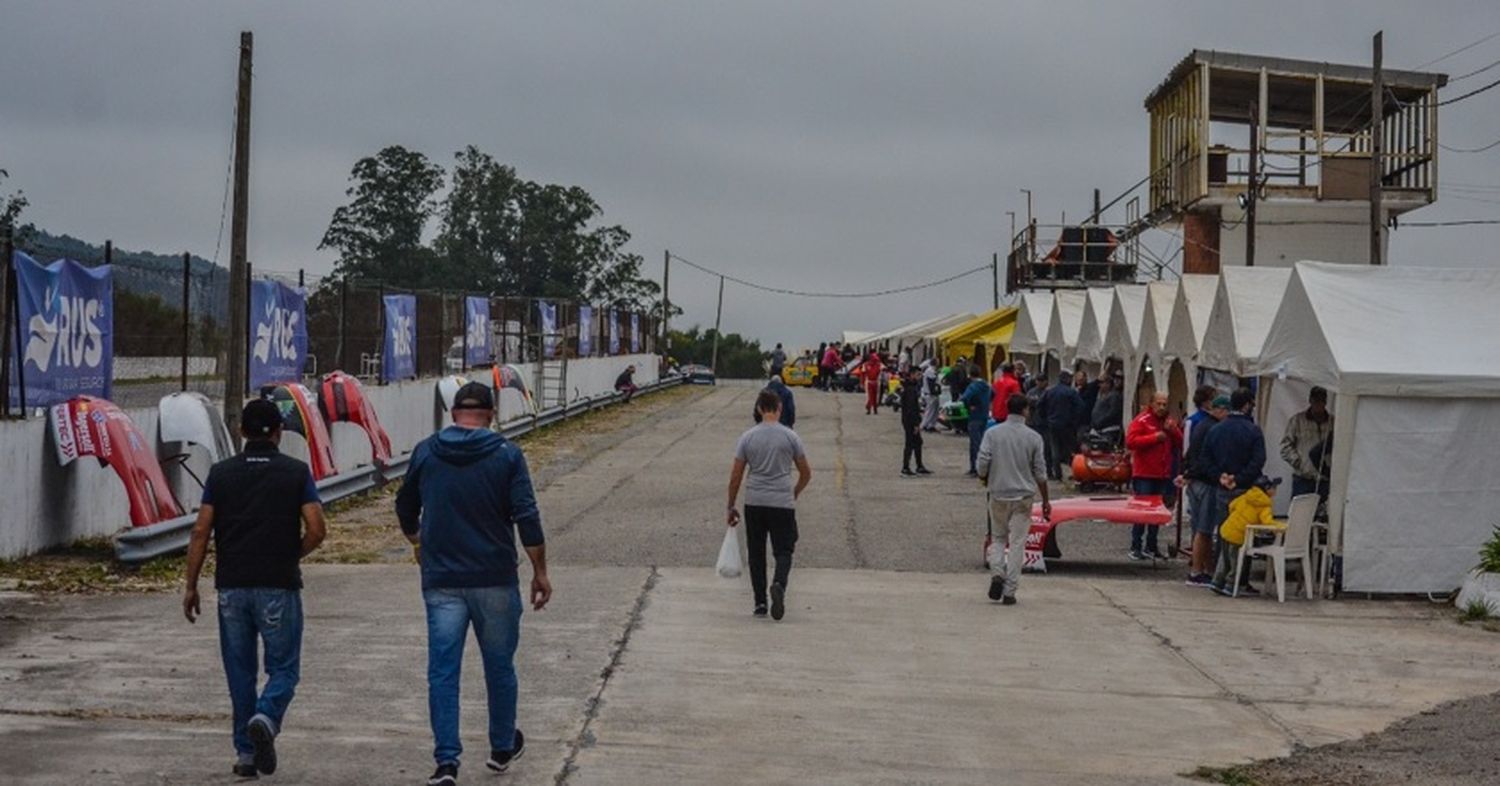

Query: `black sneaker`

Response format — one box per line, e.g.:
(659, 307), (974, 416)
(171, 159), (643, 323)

(427, 763), (458, 785)
(246, 714), (277, 776)
(486, 729), (525, 773)
(915, 466), (932, 475)
(1001, 595), (1017, 606)
(753, 604), (768, 617)
(987, 575), (1004, 601)
(901, 467), (916, 477)
(232, 763), (258, 779)
(769, 582), (786, 621)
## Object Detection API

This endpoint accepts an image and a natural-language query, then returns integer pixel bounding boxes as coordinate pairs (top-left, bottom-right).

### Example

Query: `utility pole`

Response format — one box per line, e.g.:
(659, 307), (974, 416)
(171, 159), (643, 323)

(1370, 30), (1385, 266)
(181, 252), (191, 391)
(0, 226), (12, 418)
(104, 239), (113, 265)
(225, 30), (253, 444)
(1091, 188), (1102, 224)
(709, 275), (724, 373)
(661, 249), (670, 352)
(990, 253), (999, 309)
(1246, 100), (1259, 267)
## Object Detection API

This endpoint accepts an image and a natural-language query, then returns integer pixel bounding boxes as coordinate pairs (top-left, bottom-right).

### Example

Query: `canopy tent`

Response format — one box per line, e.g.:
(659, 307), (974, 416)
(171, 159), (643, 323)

(1251, 262), (1500, 594)
(1102, 284), (1150, 426)
(1071, 288), (1116, 368)
(899, 312), (978, 363)
(840, 330), (876, 347)
(972, 320), (1018, 379)
(1198, 267), (1292, 377)
(936, 307), (1018, 377)
(1007, 292), (1054, 356)
(1043, 290), (1088, 369)
(1161, 274), (1221, 415)
(1136, 280), (1181, 412)
(862, 312), (973, 351)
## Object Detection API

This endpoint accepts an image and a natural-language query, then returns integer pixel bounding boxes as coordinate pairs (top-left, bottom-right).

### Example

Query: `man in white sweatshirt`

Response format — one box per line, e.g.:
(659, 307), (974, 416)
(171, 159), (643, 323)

(976, 393), (1052, 605)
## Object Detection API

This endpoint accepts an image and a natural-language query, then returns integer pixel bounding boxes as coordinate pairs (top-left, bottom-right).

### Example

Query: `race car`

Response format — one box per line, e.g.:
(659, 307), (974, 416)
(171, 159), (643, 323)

(783, 356), (819, 387)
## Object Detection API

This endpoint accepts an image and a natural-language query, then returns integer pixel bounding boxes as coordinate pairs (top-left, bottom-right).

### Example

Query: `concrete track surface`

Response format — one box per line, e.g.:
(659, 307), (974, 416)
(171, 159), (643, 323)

(4, 384), (1499, 784)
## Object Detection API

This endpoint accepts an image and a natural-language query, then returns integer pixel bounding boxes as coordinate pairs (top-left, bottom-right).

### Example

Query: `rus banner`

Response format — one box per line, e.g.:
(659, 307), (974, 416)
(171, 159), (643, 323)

(630, 312), (641, 353)
(577, 305), (594, 357)
(464, 296), (490, 366)
(608, 309), (620, 355)
(9, 251), (113, 408)
(537, 300), (559, 359)
(381, 294), (417, 382)
(248, 279), (308, 389)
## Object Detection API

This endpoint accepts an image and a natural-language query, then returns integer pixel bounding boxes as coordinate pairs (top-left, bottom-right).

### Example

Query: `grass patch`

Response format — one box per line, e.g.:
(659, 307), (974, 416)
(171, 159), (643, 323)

(0, 536), (201, 594)
(1189, 765), (1262, 786)
(1459, 598), (1492, 622)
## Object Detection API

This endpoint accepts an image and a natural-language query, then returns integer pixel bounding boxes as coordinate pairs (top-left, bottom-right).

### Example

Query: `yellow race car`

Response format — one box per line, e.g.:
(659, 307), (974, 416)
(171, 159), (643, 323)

(783, 356), (819, 387)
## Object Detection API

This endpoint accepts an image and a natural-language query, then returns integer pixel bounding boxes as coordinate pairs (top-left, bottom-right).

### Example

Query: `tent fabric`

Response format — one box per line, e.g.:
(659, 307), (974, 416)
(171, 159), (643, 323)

(1254, 262), (1500, 397)
(862, 312), (974, 349)
(1102, 285), (1149, 363)
(1137, 281), (1178, 371)
(841, 330), (876, 345)
(1072, 288), (1116, 365)
(938, 307), (1018, 368)
(1162, 274), (1219, 363)
(1044, 290), (1088, 363)
(1007, 292), (1054, 356)
(1197, 267), (1292, 376)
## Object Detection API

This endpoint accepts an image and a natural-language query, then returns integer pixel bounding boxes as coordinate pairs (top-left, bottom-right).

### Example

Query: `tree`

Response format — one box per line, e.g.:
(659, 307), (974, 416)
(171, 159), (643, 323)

(1, 168), (36, 245)
(434, 146), (523, 292)
(319, 146), (445, 286)
(667, 325), (765, 379)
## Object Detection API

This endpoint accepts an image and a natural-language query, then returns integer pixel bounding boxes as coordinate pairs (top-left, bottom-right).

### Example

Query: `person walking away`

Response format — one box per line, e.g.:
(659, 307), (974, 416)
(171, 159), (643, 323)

(920, 360), (942, 432)
(1210, 476), (1281, 596)
(1180, 395), (1229, 586)
(1025, 371), (1052, 473)
(614, 365), (638, 402)
(396, 382), (551, 786)
(899, 367), (930, 476)
(1202, 387), (1267, 593)
(1125, 392), (1182, 560)
(856, 352), (884, 414)
(977, 393), (1052, 605)
(183, 399), (327, 779)
(769, 343), (788, 378)
(1281, 386), (1333, 503)
(726, 390), (813, 620)
(945, 356), (970, 404)
(960, 365), (994, 477)
(753, 374), (797, 430)
(1038, 373), (1083, 482)
(990, 362), (1023, 423)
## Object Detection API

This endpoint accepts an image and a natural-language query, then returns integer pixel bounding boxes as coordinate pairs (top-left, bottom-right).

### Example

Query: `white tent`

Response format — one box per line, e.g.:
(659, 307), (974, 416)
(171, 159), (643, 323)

(1252, 262), (1500, 594)
(1102, 284), (1150, 426)
(1197, 267), (1293, 378)
(908, 312), (980, 363)
(1071, 288), (1116, 367)
(862, 312), (974, 359)
(1136, 280), (1179, 394)
(1007, 292), (1054, 357)
(1161, 274), (1220, 395)
(841, 330), (876, 346)
(1043, 290), (1088, 369)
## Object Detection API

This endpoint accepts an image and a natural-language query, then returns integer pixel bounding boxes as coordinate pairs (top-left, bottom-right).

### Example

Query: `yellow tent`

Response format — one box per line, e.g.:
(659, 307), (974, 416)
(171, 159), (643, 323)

(935, 307), (1018, 377)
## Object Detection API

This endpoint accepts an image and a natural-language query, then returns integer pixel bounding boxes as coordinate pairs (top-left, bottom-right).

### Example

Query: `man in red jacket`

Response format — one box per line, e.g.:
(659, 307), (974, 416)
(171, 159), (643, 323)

(990, 362), (1023, 422)
(1125, 391), (1182, 561)
(856, 352), (884, 414)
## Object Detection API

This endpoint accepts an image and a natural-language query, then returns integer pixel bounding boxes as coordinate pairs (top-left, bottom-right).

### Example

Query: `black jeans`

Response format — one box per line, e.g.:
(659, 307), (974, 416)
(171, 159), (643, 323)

(1047, 426), (1077, 480)
(745, 505), (799, 607)
(902, 423), (924, 470)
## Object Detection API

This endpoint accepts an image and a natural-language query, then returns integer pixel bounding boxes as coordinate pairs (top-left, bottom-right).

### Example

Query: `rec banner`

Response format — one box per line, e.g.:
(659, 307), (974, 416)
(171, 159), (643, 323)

(630, 312), (641, 353)
(381, 294), (417, 382)
(248, 279), (308, 389)
(577, 305), (594, 357)
(9, 251), (113, 408)
(464, 296), (490, 366)
(537, 300), (559, 359)
(608, 309), (621, 355)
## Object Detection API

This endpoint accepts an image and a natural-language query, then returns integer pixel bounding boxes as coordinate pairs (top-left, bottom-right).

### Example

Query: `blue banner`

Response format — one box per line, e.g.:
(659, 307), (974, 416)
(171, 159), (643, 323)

(9, 251), (113, 408)
(248, 279), (308, 389)
(381, 294), (417, 382)
(577, 305), (594, 357)
(464, 296), (490, 366)
(537, 300), (559, 359)
(630, 312), (641, 353)
(608, 309), (620, 355)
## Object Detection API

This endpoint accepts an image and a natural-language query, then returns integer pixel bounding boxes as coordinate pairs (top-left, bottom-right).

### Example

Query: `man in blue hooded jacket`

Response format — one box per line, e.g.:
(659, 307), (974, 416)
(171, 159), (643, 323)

(397, 381), (552, 786)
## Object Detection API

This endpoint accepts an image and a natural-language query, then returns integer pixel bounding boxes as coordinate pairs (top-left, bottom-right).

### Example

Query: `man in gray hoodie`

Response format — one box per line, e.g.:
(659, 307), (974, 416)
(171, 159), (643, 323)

(976, 393), (1052, 605)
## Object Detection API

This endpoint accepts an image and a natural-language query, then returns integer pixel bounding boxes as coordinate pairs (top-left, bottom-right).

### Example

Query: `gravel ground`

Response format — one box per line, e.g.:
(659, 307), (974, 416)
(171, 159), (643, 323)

(1197, 690), (1500, 786)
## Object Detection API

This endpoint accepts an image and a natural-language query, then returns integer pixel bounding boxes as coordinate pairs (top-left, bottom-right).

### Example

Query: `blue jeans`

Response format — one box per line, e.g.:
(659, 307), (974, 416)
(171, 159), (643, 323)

(217, 588), (303, 759)
(1130, 478), (1175, 553)
(424, 585), (523, 766)
(967, 418), (987, 472)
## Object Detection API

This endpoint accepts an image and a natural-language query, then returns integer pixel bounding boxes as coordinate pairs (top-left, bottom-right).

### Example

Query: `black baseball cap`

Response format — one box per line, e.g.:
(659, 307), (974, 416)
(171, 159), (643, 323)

(241, 399), (284, 438)
(451, 381), (495, 411)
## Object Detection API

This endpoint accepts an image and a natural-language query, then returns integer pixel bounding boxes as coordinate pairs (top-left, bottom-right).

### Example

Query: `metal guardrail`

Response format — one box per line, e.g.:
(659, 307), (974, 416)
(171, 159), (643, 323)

(115, 375), (685, 562)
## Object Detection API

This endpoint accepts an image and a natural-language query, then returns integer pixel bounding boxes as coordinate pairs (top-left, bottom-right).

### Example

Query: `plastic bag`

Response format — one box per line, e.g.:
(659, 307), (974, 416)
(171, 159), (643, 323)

(716, 526), (742, 578)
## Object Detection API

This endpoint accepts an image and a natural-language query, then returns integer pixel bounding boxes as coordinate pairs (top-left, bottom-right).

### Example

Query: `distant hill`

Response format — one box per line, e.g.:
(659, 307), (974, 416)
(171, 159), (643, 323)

(20, 230), (229, 320)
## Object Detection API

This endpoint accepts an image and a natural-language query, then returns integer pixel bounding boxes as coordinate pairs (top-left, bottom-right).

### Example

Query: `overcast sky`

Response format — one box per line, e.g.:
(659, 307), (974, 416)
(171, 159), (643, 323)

(4, 1), (1499, 350)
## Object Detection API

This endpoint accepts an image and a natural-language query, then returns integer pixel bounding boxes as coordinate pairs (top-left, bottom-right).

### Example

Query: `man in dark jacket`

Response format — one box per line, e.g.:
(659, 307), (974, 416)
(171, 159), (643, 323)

(396, 382), (552, 786)
(1090, 374), (1124, 433)
(959, 365), (994, 476)
(1038, 374), (1084, 481)
(899, 368), (930, 476)
(945, 356), (970, 403)
(1200, 387), (1267, 592)
(753, 375), (797, 430)
(1181, 394), (1229, 586)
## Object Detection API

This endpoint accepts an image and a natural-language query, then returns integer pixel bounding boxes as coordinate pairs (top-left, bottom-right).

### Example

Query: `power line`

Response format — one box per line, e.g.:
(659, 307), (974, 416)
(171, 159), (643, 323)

(1439, 135), (1500, 153)
(1434, 74), (1500, 106)
(1451, 56), (1500, 82)
(1415, 29), (1500, 69)
(667, 253), (989, 298)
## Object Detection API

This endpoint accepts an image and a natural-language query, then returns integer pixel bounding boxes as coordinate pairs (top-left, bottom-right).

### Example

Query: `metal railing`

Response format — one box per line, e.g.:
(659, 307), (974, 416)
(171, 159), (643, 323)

(115, 374), (685, 562)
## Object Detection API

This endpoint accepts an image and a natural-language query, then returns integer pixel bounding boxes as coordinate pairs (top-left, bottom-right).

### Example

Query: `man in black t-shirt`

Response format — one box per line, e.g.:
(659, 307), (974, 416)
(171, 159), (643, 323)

(184, 399), (326, 779)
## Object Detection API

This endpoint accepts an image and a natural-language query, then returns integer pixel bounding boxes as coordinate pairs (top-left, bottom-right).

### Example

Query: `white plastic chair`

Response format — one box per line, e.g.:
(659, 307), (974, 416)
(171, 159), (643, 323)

(1234, 494), (1319, 602)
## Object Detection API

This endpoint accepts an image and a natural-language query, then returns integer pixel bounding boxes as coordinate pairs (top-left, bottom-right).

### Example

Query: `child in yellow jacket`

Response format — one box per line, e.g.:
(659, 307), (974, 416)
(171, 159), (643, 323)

(1211, 477), (1283, 596)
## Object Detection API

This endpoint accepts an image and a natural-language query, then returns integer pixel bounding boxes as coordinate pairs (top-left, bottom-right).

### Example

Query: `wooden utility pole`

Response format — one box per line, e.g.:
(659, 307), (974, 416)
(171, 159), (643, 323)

(990, 253), (999, 309)
(181, 252), (191, 391)
(709, 275), (724, 373)
(1091, 188), (1102, 224)
(1370, 30), (1385, 266)
(0, 226), (13, 418)
(660, 249), (671, 352)
(1246, 101), (1259, 267)
(225, 31), (254, 443)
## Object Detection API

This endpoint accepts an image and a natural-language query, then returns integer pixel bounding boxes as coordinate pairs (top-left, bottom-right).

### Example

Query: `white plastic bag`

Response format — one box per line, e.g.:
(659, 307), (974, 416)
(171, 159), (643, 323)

(716, 526), (742, 578)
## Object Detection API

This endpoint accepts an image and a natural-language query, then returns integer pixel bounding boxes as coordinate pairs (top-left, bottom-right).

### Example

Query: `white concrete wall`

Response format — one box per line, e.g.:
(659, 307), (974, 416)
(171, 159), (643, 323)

(0, 353), (660, 559)
(1218, 202), (1389, 268)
